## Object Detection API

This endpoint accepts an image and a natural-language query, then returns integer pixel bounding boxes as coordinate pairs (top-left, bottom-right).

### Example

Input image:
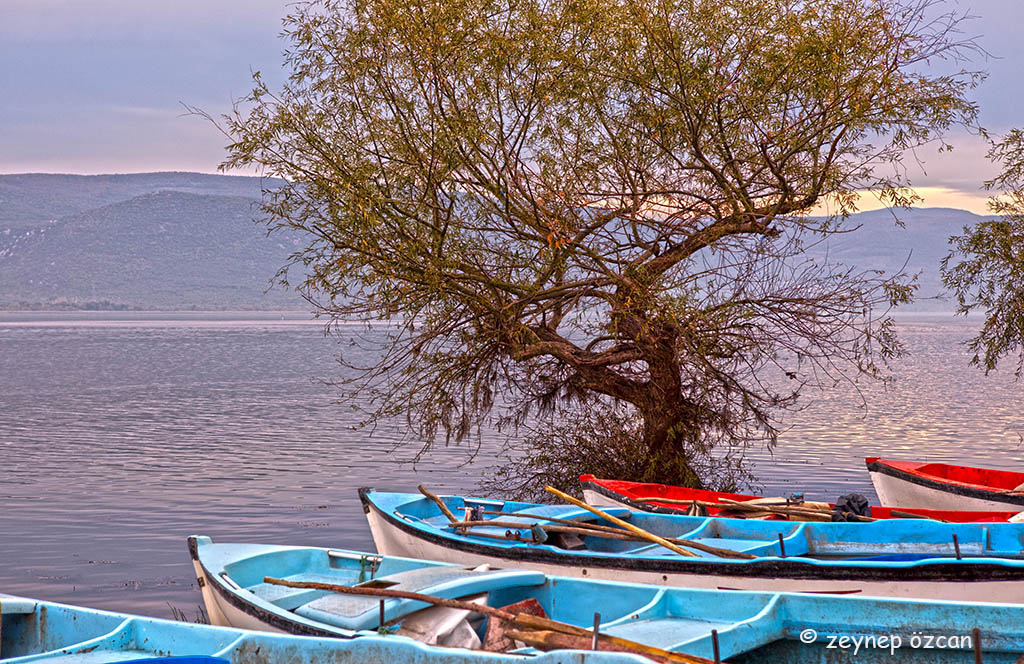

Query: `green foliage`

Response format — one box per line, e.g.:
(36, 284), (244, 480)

(942, 129), (1024, 376)
(482, 406), (754, 502)
(223, 0), (979, 490)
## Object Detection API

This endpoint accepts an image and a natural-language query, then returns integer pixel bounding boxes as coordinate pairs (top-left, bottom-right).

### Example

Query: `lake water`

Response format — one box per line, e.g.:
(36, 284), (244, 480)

(1, 311), (1021, 619)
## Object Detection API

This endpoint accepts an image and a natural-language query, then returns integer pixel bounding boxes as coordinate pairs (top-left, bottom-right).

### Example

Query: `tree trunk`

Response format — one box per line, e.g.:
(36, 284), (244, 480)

(638, 397), (707, 490)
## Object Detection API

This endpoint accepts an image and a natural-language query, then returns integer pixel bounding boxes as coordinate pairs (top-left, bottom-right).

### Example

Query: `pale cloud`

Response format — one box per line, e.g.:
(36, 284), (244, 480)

(1, 0), (1022, 186)
(853, 187), (992, 216)
(901, 134), (996, 191)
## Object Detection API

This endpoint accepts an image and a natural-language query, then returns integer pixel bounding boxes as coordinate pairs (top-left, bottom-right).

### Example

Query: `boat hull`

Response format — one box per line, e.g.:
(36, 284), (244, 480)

(363, 490), (1024, 603)
(868, 469), (1024, 511)
(867, 458), (1024, 511)
(193, 562), (296, 634)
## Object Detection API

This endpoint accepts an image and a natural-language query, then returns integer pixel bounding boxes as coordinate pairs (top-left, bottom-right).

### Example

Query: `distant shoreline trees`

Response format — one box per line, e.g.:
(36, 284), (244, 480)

(221, 0), (980, 495)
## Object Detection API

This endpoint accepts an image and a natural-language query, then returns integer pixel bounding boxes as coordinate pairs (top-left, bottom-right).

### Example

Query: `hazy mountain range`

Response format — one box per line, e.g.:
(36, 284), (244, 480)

(0, 172), (988, 311)
(0, 173), (302, 310)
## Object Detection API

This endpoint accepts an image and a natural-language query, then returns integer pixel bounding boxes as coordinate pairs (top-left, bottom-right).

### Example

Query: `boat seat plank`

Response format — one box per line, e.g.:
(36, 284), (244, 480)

(247, 573), (354, 609)
(293, 566), (545, 630)
(619, 537), (778, 557)
(667, 596), (787, 659)
(603, 617), (734, 649)
(596, 589), (669, 629)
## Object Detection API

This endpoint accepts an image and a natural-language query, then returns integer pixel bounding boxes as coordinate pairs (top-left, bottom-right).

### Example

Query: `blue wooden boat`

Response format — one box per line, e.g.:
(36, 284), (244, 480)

(0, 593), (651, 663)
(360, 487), (1024, 603)
(189, 536), (1024, 662)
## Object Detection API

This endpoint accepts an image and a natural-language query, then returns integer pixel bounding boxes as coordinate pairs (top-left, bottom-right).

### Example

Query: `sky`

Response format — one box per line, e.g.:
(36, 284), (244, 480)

(2, 0), (1023, 213)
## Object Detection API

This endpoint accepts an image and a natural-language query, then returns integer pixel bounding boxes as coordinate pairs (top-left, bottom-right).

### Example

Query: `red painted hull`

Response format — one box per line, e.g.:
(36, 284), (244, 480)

(580, 473), (1019, 522)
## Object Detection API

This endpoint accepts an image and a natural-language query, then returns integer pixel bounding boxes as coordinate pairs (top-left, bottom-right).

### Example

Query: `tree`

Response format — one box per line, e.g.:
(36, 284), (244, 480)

(221, 0), (979, 495)
(943, 130), (1024, 377)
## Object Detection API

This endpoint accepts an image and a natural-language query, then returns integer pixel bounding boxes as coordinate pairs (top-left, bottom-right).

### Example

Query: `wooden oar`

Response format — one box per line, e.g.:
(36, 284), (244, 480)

(416, 486), (750, 558)
(452, 520), (632, 540)
(998, 482), (1024, 495)
(480, 510), (639, 534)
(263, 577), (722, 664)
(639, 496), (830, 511)
(450, 520), (755, 559)
(418, 485), (458, 523)
(637, 497), (816, 515)
(545, 486), (699, 557)
(717, 501), (844, 522)
(641, 497), (873, 523)
(265, 576), (513, 618)
(639, 495), (956, 523)
(887, 509), (949, 523)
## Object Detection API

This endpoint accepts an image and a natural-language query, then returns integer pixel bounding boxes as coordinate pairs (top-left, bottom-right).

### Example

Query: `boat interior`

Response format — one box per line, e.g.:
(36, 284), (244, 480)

(380, 492), (1024, 561)
(0, 596), (240, 664)
(911, 462), (1024, 490)
(584, 476), (1018, 523)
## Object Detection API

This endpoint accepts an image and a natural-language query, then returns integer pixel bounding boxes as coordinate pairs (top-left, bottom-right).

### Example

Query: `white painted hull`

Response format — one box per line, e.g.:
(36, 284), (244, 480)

(581, 488), (635, 511)
(869, 470), (1024, 512)
(191, 558), (292, 634)
(365, 502), (1024, 603)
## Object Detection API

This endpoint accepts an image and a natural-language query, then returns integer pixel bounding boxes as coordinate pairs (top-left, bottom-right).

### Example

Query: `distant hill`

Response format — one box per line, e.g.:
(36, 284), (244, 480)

(0, 182), (303, 310)
(0, 172), (278, 231)
(0, 171), (993, 311)
(816, 207), (989, 309)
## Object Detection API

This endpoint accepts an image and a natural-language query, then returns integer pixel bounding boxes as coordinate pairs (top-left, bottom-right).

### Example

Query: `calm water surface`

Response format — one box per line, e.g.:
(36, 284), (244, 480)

(0, 311), (1021, 618)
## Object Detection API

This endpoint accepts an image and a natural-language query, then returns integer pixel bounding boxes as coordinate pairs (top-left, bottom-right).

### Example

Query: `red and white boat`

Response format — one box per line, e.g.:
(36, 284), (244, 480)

(866, 457), (1024, 511)
(580, 473), (1020, 522)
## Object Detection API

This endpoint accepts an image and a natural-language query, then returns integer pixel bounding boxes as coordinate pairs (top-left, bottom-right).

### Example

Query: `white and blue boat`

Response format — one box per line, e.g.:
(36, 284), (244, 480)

(0, 593), (650, 664)
(189, 536), (1024, 663)
(360, 488), (1024, 602)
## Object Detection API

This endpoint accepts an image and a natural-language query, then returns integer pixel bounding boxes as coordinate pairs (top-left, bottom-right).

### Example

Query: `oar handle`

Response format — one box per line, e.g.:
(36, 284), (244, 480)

(417, 485), (459, 523)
